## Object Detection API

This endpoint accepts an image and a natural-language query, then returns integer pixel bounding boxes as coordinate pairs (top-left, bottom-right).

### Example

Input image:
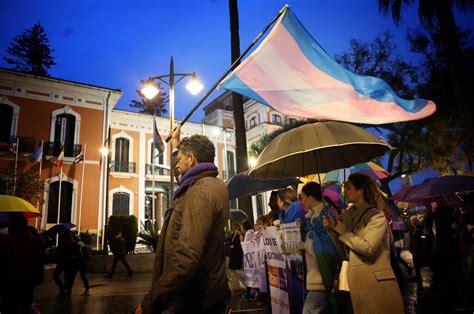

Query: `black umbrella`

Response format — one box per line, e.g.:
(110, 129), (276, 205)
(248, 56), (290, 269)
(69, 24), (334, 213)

(45, 223), (76, 237)
(227, 171), (301, 199)
(230, 209), (248, 221)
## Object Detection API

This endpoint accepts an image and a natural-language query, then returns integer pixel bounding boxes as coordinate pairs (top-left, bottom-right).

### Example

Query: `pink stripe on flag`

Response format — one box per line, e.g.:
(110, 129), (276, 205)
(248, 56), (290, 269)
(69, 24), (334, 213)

(233, 20), (436, 124)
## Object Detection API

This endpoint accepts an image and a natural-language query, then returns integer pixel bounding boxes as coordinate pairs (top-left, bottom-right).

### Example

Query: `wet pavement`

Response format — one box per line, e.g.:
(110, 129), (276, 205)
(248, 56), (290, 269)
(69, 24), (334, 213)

(34, 263), (474, 314)
(35, 269), (149, 314)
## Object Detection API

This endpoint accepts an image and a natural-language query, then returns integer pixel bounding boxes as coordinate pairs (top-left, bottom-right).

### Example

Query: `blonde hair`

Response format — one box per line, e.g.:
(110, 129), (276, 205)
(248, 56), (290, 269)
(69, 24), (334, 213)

(277, 188), (297, 208)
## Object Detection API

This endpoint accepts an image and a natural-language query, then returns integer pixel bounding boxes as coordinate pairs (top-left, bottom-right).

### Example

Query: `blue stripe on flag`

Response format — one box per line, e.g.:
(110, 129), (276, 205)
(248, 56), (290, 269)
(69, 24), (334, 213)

(281, 9), (428, 113)
(220, 75), (274, 109)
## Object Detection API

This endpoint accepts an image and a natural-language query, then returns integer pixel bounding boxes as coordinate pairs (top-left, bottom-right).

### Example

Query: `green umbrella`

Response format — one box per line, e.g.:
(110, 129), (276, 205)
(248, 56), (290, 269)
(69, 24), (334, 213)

(249, 121), (392, 179)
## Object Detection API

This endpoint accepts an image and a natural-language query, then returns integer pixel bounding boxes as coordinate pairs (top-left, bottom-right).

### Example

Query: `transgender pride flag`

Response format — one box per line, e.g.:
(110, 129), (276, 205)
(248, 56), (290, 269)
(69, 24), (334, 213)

(219, 6), (436, 124)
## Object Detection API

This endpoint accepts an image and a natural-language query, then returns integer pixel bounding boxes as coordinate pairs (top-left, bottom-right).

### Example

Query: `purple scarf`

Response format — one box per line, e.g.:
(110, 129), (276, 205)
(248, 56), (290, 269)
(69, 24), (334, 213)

(172, 162), (218, 201)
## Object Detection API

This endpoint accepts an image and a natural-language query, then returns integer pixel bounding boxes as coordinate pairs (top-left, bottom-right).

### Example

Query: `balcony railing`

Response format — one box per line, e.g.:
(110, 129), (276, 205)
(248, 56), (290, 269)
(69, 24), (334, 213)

(43, 141), (82, 157)
(111, 161), (136, 173)
(146, 164), (170, 176)
(7, 136), (36, 154)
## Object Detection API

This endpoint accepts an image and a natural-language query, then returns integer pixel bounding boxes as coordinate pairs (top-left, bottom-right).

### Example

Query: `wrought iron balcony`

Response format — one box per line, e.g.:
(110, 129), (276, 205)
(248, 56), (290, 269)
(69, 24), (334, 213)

(146, 164), (170, 176)
(43, 141), (82, 157)
(7, 136), (36, 154)
(111, 161), (136, 173)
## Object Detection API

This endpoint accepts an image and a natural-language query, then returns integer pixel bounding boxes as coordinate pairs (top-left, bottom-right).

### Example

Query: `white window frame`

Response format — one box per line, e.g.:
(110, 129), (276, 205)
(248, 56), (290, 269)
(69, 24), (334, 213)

(49, 105), (81, 144)
(109, 185), (134, 216)
(112, 131), (134, 163)
(42, 174), (78, 229)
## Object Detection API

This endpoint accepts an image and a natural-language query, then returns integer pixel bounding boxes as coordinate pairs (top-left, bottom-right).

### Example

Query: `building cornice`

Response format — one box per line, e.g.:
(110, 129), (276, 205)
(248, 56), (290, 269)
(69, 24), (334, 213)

(0, 68), (122, 110)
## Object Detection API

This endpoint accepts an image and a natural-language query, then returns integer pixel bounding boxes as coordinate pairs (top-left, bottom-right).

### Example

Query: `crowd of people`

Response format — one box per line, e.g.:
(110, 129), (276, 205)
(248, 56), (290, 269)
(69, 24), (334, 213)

(226, 174), (404, 313)
(1, 125), (473, 314)
(225, 175), (474, 313)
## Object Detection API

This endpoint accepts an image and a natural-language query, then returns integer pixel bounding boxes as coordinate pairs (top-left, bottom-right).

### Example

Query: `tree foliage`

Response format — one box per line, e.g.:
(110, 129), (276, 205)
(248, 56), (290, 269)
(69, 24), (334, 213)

(248, 119), (315, 156)
(405, 26), (474, 175)
(4, 22), (57, 76)
(335, 32), (426, 192)
(0, 163), (44, 205)
(137, 220), (159, 252)
(129, 80), (168, 116)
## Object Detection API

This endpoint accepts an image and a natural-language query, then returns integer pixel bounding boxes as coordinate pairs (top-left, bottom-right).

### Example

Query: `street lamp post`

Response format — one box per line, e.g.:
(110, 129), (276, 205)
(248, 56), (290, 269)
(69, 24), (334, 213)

(141, 57), (203, 200)
(99, 131), (111, 254)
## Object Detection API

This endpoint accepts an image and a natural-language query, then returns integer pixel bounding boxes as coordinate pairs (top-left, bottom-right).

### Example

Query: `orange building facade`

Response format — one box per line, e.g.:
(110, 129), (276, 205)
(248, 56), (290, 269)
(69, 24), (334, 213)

(0, 68), (236, 240)
(107, 109), (236, 231)
(0, 68), (121, 235)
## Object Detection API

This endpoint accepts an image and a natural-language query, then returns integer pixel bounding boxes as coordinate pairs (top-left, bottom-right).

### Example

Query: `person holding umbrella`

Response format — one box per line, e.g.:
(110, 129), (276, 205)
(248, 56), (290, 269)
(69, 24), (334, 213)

(54, 230), (81, 298)
(324, 173), (404, 314)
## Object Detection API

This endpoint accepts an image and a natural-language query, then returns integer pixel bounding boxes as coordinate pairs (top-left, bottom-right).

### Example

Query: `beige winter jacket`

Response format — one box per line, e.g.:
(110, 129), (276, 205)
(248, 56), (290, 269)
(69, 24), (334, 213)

(334, 203), (404, 314)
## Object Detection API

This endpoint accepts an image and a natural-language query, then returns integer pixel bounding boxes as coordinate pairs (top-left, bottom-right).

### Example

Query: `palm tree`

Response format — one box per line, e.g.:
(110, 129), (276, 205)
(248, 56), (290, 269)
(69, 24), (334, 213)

(378, 0), (473, 103)
(228, 0), (253, 221)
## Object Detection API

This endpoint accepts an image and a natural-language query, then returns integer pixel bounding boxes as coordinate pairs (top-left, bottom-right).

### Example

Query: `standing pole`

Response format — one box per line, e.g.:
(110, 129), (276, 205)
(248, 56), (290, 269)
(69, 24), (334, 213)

(152, 142), (156, 227)
(102, 126), (111, 254)
(56, 164), (63, 246)
(78, 143), (87, 232)
(36, 140), (44, 229)
(223, 128), (228, 180)
(169, 57), (175, 197)
(13, 137), (19, 194)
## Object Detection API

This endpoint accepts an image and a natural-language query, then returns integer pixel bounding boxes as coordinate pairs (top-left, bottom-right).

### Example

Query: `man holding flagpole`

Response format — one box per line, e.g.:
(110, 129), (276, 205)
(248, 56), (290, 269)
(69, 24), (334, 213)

(137, 126), (230, 313)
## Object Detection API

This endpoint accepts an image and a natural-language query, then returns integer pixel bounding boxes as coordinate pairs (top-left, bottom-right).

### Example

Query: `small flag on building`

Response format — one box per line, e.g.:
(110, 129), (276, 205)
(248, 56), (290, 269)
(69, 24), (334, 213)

(31, 143), (43, 162)
(153, 116), (165, 157)
(10, 142), (17, 154)
(72, 151), (84, 166)
(55, 148), (64, 168)
(0, 142), (15, 153)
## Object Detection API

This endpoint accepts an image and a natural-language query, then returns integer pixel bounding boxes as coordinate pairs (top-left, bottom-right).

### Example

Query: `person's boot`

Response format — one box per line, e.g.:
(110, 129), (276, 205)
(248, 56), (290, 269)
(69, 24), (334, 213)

(126, 272), (134, 277)
(104, 273), (113, 279)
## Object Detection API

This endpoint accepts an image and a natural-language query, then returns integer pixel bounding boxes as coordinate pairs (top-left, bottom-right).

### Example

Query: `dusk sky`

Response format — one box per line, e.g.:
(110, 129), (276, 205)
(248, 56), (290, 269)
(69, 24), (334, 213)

(1, 0), (473, 189)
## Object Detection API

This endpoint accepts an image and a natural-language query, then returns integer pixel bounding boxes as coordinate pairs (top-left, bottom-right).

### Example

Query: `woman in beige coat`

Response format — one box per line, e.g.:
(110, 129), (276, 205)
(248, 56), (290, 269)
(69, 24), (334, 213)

(324, 173), (404, 314)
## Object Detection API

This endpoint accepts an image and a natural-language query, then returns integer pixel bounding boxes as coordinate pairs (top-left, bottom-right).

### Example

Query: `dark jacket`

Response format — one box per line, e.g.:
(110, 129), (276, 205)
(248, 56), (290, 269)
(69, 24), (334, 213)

(111, 236), (127, 256)
(141, 173), (230, 313)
